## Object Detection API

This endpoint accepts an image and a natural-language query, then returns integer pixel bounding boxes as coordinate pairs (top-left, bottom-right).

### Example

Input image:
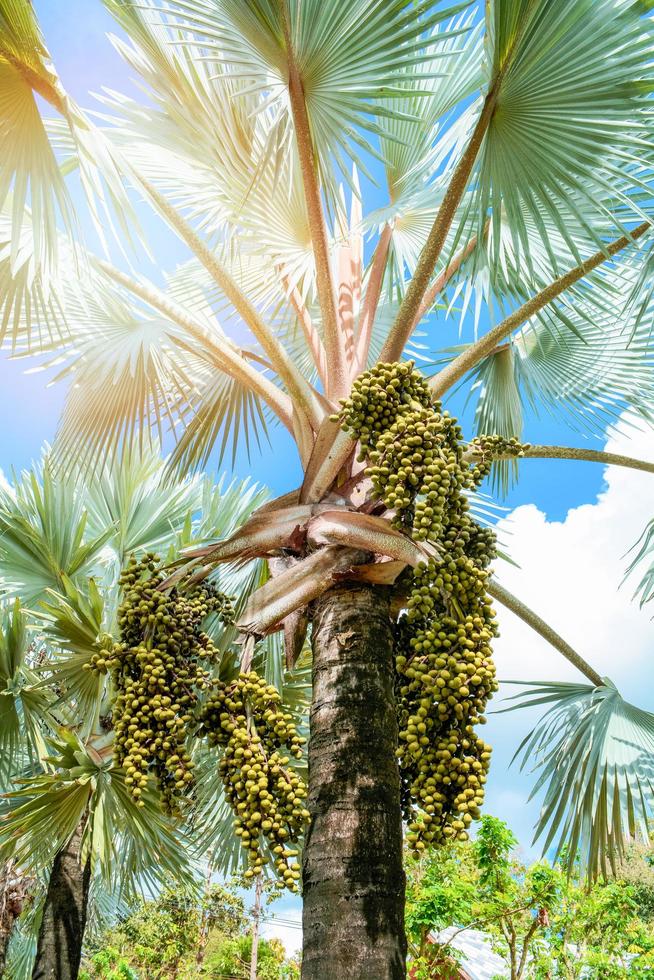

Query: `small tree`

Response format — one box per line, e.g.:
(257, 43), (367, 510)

(80, 880), (297, 980)
(405, 817), (654, 980)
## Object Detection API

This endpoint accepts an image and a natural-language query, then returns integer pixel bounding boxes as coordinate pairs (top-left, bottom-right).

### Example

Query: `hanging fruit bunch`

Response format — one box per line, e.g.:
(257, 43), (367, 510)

(337, 362), (527, 852)
(197, 671), (308, 891)
(89, 553), (234, 813)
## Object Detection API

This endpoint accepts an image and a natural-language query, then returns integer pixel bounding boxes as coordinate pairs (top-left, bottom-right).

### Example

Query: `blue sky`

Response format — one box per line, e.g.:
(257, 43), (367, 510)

(2, 1), (653, 948)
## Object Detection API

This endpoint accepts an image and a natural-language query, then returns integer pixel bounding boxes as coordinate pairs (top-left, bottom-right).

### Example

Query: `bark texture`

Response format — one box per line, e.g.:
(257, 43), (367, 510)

(32, 821), (91, 980)
(302, 583), (406, 979)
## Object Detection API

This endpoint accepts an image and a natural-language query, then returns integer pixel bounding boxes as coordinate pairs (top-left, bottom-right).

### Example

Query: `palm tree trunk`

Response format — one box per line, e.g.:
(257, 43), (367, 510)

(32, 819), (91, 980)
(302, 582), (406, 979)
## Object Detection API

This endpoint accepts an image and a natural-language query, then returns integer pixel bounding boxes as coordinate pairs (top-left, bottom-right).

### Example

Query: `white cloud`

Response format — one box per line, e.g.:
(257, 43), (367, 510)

(0, 468), (10, 494)
(493, 416), (654, 687)
(484, 414), (654, 849)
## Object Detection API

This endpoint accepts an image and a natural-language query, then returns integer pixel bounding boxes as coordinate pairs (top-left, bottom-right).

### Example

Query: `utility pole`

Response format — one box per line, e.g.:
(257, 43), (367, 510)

(249, 874), (263, 980)
(196, 860), (214, 966)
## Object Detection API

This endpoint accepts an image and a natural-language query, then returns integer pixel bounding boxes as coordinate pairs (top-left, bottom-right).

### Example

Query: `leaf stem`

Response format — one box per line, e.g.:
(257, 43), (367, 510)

(278, 267), (329, 389)
(430, 222), (651, 399)
(94, 259), (294, 433)
(381, 88), (499, 363)
(466, 444), (654, 474)
(487, 578), (604, 687)
(0, 47), (66, 115)
(414, 221), (489, 325)
(134, 175), (324, 432)
(354, 223), (393, 373)
(280, 2), (347, 400)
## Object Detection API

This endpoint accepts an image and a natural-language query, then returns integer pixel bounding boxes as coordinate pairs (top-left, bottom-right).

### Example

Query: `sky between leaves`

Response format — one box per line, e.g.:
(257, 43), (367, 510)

(0, 0), (652, 939)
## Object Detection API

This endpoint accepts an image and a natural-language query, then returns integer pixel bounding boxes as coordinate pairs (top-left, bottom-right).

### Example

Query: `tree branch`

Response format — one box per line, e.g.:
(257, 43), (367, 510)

(415, 230), (482, 323)
(381, 89), (499, 363)
(487, 578), (604, 687)
(134, 174), (324, 432)
(94, 259), (294, 433)
(430, 221), (651, 399)
(280, 4), (347, 401)
(516, 918), (541, 980)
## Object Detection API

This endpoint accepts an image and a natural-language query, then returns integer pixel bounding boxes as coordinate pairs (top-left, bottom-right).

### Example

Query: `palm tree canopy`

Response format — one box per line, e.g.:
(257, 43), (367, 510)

(3, 0), (654, 881)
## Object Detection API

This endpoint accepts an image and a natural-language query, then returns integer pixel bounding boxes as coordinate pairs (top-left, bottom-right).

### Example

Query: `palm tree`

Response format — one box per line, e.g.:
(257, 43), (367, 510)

(3, 1), (654, 976)
(0, 447), (279, 978)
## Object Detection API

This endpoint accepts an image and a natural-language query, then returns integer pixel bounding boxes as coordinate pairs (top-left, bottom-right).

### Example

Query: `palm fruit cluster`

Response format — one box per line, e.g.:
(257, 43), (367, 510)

(197, 672), (308, 891)
(89, 554), (234, 812)
(336, 361), (503, 851)
(396, 543), (498, 851)
(467, 434), (529, 484)
(335, 361), (468, 542)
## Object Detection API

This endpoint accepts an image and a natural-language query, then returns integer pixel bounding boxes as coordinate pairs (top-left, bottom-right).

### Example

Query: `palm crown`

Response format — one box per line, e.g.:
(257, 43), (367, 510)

(3, 0), (654, 973)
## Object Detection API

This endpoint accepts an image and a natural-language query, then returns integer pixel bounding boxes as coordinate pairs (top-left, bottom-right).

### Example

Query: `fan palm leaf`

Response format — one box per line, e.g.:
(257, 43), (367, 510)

(501, 680), (654, 879)
(475, 0), (654, 263)
(0, 461), (111, 606)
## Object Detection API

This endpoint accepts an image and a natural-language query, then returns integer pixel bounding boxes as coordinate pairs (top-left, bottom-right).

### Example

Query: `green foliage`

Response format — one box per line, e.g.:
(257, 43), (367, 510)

(502, 680), (654, 878)
(406, 815), (654, 979)
(0, 450), (291, 976)
(617, 840), (654, 923)
(80, 881), (297, 980)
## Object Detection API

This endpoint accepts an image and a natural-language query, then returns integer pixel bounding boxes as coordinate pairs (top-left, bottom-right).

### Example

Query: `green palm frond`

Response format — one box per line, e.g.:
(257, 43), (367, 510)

(625, 518), (654, 610)
(0, 211), (71, 352)
(83, 441), (203, 565)
(169, 366), (271, 473)
(0, 602), (53, 780)
(0, 0), (73, 277)
(476, 0), (654, 262)
(382, 12), (483, 206)
(0, 0), (144, 307)
(51, 306), (200, 475)
(440, 271), (654, 493)
(36, 578), (108, 735)
(502, 680), (654, 879)
(0, 460), (111, 606)
(49, 262), (273, 475)
(144, 0), (472, 197)
(0, 729), (192, 890)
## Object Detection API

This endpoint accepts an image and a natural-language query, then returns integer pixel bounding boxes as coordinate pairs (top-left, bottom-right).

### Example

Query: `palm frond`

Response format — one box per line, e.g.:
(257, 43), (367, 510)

(476, 0), (654, 263)
(36, 578), (108, 736)
(0, 0), (144, 305)
(0, 601), (53, 780)
(502, 679), (654, 879)
(624, 517), (654, 610)
(0, 459), (111, 606)
(145, 0), (472, 199)
(83, 441), (203, 565)
(0, 0), (72, 279)
(0, 729), (192, 891)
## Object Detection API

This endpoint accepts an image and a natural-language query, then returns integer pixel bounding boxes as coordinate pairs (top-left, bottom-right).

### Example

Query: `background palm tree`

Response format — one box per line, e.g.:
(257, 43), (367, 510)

(3, 1), (654, 977)
(0, 447), (301, 978)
